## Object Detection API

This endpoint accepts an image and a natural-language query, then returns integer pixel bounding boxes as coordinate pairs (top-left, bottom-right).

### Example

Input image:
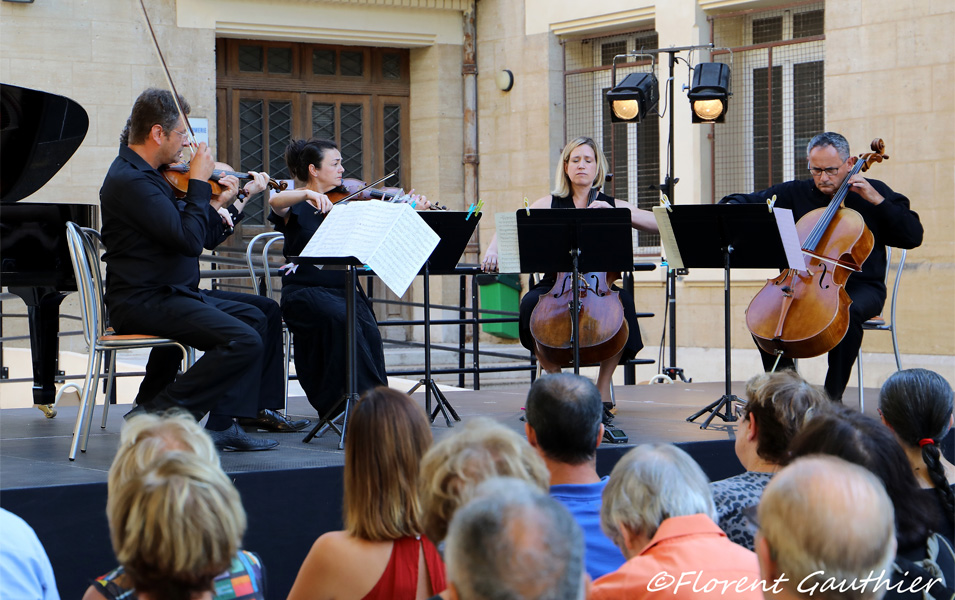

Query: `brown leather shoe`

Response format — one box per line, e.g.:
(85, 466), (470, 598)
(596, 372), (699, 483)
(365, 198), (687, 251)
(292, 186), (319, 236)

(238, 409), (311, 433)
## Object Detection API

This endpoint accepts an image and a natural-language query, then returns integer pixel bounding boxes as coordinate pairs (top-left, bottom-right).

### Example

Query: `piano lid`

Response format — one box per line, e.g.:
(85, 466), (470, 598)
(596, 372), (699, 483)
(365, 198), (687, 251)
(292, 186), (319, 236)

(1, 83), (89, 203)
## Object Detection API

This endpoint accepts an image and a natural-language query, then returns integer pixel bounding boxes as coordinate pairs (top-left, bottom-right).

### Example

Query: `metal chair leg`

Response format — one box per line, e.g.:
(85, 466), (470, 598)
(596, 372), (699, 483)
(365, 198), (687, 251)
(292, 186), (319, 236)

(857, 353), (864, 412)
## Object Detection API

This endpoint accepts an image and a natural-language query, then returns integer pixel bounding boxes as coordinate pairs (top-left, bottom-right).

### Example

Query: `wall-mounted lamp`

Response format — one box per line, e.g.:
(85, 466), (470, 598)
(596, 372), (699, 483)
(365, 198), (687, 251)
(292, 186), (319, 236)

(687, 62), (731, 123)
(606, 72), (659, 123)
(495, 69), (514, 92)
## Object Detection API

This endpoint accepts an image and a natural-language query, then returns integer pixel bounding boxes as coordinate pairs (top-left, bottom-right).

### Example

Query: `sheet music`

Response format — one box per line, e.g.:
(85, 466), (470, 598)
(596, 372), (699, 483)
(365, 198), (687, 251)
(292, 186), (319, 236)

(494, 211), (521, 274)
(300, 201), (439, 297)
(772, 207), (807, 271)
(652, 206), (684, 270)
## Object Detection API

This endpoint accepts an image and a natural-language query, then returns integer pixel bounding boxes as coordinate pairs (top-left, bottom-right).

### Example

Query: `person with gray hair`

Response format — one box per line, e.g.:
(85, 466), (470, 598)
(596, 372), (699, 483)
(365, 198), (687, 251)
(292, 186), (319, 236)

(720, 131), (922, 401)
(524, 373), (625, 580)
(443, 477), (586, 600)
(756, 455), (898, 600)
(592, 444), (763, 600)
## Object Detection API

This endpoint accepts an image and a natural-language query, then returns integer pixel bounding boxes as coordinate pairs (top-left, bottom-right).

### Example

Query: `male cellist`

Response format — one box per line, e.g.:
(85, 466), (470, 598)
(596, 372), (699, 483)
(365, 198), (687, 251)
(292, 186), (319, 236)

(720, 132), (922, 401)
(100, 88), (308, 451)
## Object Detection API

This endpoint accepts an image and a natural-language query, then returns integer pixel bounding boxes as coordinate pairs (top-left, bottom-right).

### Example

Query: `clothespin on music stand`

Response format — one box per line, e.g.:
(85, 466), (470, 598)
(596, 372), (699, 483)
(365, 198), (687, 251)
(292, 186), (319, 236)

(523, 197), (531, 216)
(465, 203), (476, 220)
(660, 193), (672, 212)
(767, 194), (777, 213)
(475, 199), (484, 215)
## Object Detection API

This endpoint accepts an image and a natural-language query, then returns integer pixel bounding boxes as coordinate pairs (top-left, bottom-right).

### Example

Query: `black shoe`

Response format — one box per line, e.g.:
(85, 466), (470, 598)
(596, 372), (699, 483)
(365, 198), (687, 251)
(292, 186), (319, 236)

(237, 409), (311, 433)
(209, 423), (279, 452)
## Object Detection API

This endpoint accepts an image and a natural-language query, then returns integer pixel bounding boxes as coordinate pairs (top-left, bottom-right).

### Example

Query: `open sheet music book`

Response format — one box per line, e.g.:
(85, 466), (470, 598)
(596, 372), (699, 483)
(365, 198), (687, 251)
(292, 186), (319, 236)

(299, 200), (439, 297)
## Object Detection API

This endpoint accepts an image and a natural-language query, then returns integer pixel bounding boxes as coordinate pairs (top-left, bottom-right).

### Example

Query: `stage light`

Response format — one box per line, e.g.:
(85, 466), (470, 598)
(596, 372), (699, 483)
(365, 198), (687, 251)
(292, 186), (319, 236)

(606, 72), (659, 123)
(687, 62), (730, 123)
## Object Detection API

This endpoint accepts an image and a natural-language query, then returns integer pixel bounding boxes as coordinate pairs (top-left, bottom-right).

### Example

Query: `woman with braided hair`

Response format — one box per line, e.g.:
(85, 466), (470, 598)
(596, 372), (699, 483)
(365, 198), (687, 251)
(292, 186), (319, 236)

(879, 368), (955, 547)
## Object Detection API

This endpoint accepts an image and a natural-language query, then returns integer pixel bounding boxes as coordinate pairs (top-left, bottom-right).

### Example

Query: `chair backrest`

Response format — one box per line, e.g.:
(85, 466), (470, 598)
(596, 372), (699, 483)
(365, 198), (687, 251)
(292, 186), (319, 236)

(885, 246), (907, 325)
(245, 231), (284, 299)
(64, 222), (107, 344)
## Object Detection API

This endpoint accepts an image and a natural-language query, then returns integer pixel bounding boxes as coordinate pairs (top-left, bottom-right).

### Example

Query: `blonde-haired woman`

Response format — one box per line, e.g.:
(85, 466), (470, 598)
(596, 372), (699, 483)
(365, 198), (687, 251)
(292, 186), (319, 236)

(480, 137), (658, 405)
(85, 412), (266, 600)
(418, 417), (549, 544)
(287, 387), (445, 600)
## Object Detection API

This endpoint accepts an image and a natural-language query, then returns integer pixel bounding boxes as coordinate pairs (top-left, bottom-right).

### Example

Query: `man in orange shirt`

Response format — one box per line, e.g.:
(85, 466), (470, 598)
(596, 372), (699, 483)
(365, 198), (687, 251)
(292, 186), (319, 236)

(591, 444), (764, 600)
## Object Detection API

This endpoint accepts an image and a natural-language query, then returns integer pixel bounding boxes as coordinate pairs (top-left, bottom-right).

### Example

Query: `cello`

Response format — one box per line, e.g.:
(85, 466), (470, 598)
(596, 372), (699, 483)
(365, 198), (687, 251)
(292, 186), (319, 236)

(528, 186), (629, 366)
(746, 138), (889, 360)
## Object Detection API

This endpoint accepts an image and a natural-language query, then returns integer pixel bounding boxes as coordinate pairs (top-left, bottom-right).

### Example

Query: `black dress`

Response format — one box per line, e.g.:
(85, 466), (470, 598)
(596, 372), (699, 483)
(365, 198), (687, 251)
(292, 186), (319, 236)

(517, 193), (644, 362)
(269, 202), (387, 416)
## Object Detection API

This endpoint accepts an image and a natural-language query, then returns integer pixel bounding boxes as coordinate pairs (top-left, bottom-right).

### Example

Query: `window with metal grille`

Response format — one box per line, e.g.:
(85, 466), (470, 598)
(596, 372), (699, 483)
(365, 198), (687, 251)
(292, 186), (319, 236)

(217, 39), (411, 236)
(383, 104), (401, 178)
(565, 30), (661, 254)
(710, 2), (825, 201)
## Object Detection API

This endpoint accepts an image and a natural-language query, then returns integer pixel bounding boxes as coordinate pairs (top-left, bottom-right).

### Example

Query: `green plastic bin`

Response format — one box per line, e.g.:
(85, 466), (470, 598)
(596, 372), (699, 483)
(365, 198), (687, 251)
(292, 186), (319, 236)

(476, 273), (522, 339)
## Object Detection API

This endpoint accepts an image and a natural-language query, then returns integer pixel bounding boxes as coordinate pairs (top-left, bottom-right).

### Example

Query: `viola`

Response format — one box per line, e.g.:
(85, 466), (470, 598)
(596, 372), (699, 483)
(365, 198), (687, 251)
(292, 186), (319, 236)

(161, 162), (287, 199)
(327, 177), (445, 210)
(528, 183), (628, 366)
(746, 138), (888, 360)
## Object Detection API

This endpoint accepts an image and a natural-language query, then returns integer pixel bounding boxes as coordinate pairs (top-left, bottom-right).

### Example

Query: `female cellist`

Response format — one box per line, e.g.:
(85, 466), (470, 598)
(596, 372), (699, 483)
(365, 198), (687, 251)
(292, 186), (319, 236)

(268, 138), (429, 418)
(480, 136), (658, 406)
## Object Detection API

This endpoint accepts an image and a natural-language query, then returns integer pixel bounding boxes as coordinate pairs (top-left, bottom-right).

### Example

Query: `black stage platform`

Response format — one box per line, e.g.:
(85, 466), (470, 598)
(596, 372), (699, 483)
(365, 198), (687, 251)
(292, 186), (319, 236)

(4, 380), (943, 598)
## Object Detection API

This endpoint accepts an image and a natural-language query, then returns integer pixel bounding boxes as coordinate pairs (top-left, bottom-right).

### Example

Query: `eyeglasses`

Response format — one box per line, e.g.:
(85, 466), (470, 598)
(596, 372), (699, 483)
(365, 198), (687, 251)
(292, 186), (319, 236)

(733, 400), (748, 421)
(807, 159), (846, 178)
(166, 128), (188, 140)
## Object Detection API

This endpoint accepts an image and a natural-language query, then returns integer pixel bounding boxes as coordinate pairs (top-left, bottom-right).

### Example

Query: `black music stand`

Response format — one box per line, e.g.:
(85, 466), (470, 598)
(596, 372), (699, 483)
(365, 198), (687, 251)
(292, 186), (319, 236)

(293, 256), (363, 450)
(516, 208), (633, 372)
(408, 212), (481, 426)
(665, 204), (793, 429)
(516, 209), (632, 442)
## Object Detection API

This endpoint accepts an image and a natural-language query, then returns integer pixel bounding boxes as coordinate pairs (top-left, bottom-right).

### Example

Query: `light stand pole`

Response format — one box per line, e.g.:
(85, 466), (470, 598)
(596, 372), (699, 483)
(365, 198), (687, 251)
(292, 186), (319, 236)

(610, 43), (721, 383)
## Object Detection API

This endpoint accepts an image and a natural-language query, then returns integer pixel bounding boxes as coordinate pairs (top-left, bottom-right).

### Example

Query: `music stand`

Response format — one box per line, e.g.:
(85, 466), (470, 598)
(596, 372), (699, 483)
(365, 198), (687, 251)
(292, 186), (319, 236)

(407, 211), (481, 426)
(516, 208), (633, 372)
(293, 256), (363, 449)
(664, 204), (791, 429)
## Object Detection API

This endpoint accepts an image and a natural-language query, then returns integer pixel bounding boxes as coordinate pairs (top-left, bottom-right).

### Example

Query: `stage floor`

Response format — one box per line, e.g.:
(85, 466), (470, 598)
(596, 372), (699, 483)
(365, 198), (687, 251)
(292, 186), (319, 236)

(0, 378), (876, 491)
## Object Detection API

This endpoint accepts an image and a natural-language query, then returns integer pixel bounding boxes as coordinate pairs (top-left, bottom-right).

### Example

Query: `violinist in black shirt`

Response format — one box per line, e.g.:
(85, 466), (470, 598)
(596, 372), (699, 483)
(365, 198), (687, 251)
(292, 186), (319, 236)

(100, 88), (308, 451)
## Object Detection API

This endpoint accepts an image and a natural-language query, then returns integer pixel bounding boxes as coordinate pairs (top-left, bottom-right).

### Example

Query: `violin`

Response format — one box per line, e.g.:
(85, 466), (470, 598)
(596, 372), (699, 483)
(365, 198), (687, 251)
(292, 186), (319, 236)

(528, 184), (628, 366)
(327, 177), (445, 210)
(746, 138), (887, 359)
(161, 162), (287, 199)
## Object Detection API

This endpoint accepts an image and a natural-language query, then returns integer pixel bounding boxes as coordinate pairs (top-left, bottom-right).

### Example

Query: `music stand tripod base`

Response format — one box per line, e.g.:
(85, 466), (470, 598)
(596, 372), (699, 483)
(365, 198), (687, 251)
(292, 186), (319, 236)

(686, 394), (738, 429)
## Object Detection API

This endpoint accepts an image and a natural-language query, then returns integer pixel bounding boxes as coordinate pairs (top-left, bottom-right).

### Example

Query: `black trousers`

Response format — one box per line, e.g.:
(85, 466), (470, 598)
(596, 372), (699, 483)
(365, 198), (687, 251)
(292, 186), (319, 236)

(281, 284), (387, 417)
(111, 288), (284, 419)
(759, 280), (885, 401)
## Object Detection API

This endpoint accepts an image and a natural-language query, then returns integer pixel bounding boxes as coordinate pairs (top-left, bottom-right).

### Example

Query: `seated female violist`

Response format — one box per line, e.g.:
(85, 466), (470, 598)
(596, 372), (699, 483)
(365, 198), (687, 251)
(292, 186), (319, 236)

(480, 137), (658, 406)
(268, 139), (426, 419)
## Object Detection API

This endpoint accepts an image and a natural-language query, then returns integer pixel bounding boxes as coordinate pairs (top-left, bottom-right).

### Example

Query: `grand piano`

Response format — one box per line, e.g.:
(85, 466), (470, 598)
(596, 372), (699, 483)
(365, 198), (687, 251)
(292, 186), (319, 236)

(1, 83), (96, 412)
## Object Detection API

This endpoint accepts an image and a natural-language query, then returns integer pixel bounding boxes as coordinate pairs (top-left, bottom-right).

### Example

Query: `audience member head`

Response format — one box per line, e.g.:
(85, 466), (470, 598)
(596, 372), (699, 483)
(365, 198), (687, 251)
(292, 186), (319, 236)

(788, 405), (939, 552)
(600, 443), (715, 557)
(344, 387), (432, 542)
(525, 373), (603, 465)
(284, 138), (339, 183)
(107, 452), (246, 600)
(123, 88), (189, 146)
(419, 417), (549, 543)
(109, 411), (218, 496)
(757, 455), (896, 600)
(879, 368), (955, 517)
(553, 136), (608, 198)
(445, 477), (585, 600)
(736, 370), (828, 469)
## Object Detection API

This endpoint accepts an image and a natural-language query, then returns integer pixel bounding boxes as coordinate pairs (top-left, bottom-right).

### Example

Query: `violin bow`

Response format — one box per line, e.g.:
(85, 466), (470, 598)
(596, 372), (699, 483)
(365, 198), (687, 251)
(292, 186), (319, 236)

(138, 0), (199, 154)
(338, 170), (399, 203)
